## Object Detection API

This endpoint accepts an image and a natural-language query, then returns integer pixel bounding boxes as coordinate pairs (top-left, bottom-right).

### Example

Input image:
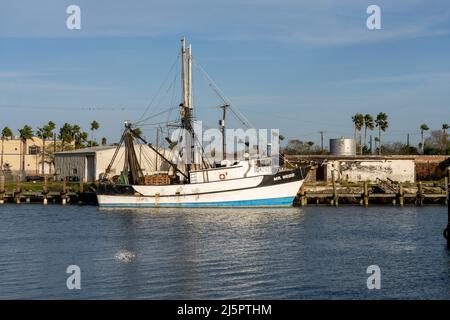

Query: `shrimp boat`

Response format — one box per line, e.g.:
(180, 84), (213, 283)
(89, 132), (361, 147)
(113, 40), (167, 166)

(97, 37), (309, 208)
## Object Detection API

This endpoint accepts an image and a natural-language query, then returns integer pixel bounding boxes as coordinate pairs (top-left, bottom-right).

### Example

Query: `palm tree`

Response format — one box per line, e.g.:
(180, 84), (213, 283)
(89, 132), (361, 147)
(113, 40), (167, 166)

(375, 112), (388, 155)
(1, 127), (13, 170)
(37, 121), (56, 175)
(352, 113), (364, 153)
(90, 120), (99, 142)
(58, 123), (75, 151)
(374, 137), (380, 152)
(71, 125), (88, 149)
(18, 125), (34, 175)
(363, 114), (374, 154)
(442, 123), (449, 153)
(419, 124), (429, 154)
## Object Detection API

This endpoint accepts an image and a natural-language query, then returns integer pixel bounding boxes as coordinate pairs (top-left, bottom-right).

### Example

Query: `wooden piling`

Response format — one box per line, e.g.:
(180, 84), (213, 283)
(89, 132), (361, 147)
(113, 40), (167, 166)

(43, 176), (48, 205)
(61, 177), (67, 205)
(399, 183), (404, 207)
(363, 181), (369, 207)
(0, 175), (5, 204)
(445, 176), (449, 207)
(299, 185), (306, 206)
(446, 168), (450, 250)
(332, 171), (338, 207)
(14, 175), (21, 204)
(416, 181), (424, 207)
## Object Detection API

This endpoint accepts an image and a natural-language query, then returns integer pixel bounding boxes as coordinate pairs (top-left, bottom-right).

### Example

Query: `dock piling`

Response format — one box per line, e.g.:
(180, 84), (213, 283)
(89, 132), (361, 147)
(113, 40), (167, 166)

(14, 175), (21, 204)
(0, 175), (5, 204)
(399, 183), (404, 207)
(446, 169), (450, 250)
(332, 171), (338, 207)
(61, 177), (67, 205)
(43, 176), (48, 205)
(416, 181), (424, 207)
(299, 185), (307, 206)
(445, 176), (449, 207)
(363, 181), (369, 207)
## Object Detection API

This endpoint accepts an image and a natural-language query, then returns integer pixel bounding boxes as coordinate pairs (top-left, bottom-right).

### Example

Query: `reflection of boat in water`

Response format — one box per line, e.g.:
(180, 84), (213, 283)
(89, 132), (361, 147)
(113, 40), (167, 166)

(97, 36), (309, 208)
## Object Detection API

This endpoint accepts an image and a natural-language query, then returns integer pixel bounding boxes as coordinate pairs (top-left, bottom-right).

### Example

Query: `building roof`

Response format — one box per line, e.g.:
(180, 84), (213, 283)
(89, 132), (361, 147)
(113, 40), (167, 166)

(55, 145), (117, 155)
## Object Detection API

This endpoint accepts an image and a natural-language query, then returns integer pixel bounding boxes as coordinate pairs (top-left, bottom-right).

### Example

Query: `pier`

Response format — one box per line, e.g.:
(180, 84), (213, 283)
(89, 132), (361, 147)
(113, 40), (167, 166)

(295, 177), (449, 207)
(0, 174), (448, 207)
(0, 175), (97, 205)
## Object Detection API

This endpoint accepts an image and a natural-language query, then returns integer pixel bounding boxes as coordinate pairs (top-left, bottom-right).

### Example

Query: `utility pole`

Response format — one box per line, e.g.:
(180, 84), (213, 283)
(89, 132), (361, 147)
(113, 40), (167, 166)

(407, 133), (410, 155)
(319, 131), (325, 153)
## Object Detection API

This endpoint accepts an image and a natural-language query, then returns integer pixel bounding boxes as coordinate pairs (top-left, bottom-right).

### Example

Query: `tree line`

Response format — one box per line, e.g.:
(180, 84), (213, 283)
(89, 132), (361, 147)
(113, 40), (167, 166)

(282, 112), (449, 156)
(0, 120), (107, 174)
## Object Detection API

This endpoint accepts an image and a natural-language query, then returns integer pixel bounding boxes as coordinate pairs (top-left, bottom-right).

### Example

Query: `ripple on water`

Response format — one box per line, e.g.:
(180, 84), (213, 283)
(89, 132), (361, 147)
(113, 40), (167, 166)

(114, 250), (137, 263)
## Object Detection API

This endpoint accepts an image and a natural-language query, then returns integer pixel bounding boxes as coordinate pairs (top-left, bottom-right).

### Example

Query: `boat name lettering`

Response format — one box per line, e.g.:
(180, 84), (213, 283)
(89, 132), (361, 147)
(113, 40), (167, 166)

(274, 173), (295, 181)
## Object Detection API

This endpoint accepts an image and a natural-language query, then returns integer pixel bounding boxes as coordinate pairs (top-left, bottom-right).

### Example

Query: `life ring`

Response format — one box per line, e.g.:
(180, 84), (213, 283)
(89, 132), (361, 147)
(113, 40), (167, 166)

(219, 173), (226, 180)
(444, 228), (448, 240)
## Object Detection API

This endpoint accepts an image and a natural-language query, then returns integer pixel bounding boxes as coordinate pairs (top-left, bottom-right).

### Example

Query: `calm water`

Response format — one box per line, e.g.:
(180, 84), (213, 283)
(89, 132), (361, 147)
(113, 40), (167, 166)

(0, 204), (449, 299)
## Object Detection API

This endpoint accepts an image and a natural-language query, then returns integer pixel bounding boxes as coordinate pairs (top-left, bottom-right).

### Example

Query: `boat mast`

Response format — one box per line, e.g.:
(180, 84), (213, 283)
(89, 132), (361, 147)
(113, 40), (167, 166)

(181, 36), (188, 110)
(219, 104), (229, 160)
(180, 36), (195, 175)
(187, 44), (192, 109)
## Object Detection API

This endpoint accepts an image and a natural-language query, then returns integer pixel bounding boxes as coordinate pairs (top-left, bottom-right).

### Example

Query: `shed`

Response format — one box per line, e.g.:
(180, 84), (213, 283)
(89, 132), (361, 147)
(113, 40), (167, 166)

(55, 145), (170, 182)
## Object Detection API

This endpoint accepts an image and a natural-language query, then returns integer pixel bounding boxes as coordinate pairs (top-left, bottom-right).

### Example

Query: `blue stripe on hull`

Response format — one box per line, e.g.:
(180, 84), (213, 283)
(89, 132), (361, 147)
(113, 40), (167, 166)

(99, 196), (295, 208)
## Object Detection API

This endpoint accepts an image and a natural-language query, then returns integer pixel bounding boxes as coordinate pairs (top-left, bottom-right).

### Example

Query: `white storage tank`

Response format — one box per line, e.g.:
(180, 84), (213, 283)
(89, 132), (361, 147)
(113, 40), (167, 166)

(329, 138), (356, 156)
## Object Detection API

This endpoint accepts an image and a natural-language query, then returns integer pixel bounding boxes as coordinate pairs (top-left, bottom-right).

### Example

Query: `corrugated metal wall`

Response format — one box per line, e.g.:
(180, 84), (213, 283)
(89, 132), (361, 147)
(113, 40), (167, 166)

(55, 155), (87, 182)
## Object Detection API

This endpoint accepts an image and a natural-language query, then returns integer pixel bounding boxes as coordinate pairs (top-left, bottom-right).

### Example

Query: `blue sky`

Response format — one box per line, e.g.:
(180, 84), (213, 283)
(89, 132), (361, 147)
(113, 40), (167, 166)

(0, 0), (449, 146)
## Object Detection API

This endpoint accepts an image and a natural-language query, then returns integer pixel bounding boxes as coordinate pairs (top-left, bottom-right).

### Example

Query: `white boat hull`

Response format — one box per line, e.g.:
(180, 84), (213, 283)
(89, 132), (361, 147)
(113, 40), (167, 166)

(97, 168), (307, 208)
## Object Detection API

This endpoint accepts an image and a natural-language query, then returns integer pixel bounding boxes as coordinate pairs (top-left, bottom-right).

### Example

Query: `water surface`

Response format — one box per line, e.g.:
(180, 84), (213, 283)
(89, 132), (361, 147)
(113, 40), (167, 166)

(0, 204), (448, 299)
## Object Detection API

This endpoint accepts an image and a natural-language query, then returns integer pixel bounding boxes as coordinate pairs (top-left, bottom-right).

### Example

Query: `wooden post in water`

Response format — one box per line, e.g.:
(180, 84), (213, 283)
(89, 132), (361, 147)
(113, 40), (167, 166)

(78, 180), (85, 205)
(363, 181), (369, 207)
(445, 176), (448, 206)
(15, 175), (21, 204)
(0, 175), (5, 204)
(399, 183), (404, 207)
(43, 176), (48, 205)
(416, 181), (424, 207)
(299, 185), (306, 206)
(332, 170), (338, 207)
(61, 177), (67, 205)
(446, 169), (450, 249)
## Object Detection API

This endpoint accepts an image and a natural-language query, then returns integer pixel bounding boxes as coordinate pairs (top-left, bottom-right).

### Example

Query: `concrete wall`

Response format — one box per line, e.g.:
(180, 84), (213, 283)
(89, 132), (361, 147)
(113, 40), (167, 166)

(413, 156), (449, 180)
(327, 159), (415, 183)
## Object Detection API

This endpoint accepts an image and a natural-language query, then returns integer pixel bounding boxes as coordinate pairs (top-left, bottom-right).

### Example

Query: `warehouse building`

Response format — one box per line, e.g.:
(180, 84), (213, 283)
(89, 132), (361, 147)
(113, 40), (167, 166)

(54, 145), (171, 182)
(286, 155), (450, 183)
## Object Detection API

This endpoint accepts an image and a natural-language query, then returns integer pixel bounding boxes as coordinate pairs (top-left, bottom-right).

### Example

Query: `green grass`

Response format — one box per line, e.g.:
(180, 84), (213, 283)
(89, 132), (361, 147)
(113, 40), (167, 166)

(2, 181), (98, 193)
